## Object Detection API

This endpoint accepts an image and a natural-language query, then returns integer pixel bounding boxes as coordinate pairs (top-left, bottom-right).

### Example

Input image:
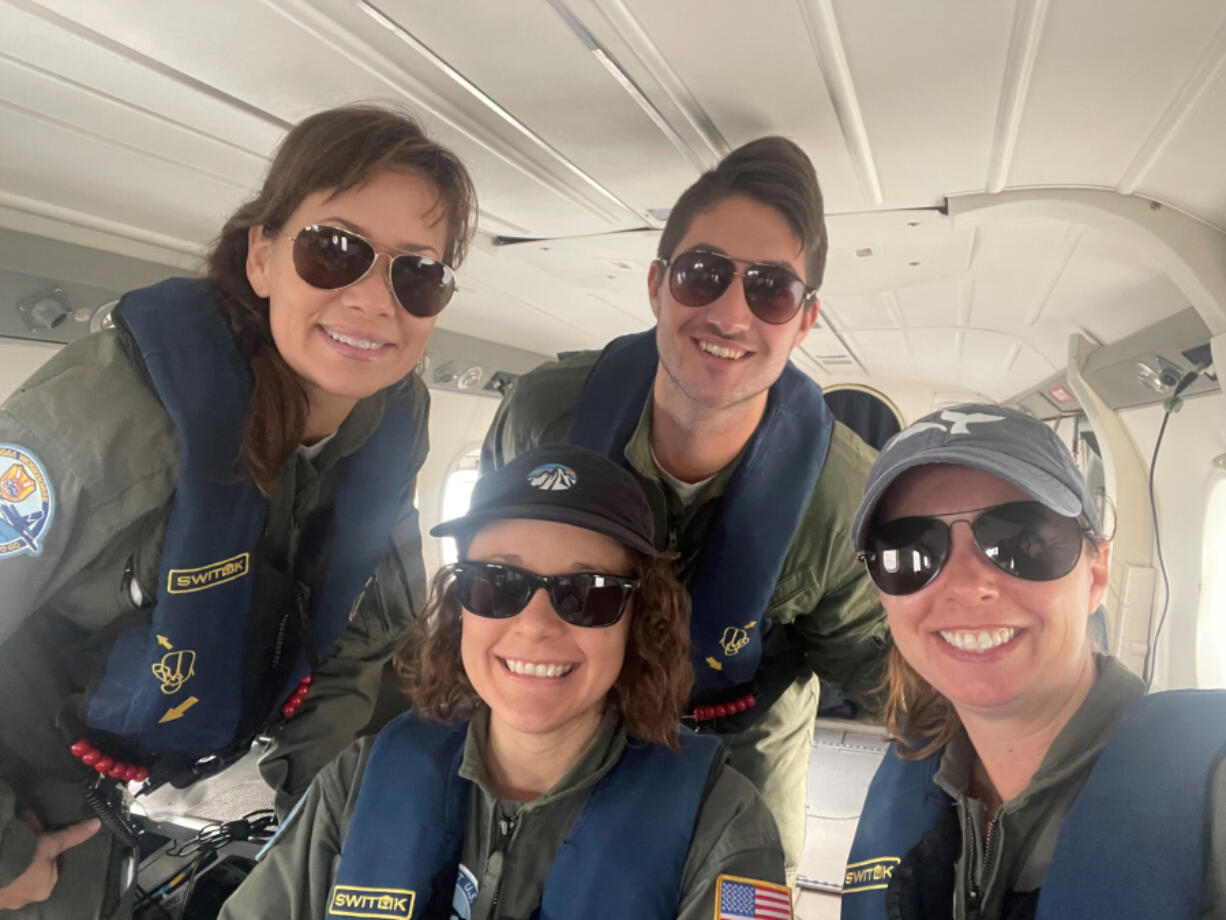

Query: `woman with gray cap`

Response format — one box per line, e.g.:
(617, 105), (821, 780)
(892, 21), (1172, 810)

(839, 405), (1226, 920)
(221, 443), (790, 920)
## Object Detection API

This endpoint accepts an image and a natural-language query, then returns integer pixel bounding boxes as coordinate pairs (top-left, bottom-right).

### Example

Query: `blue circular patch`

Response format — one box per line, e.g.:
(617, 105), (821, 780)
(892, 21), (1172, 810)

(527, 463), (578, 491)
(450, 863), (478, 919)
(0, 443), (55, 559)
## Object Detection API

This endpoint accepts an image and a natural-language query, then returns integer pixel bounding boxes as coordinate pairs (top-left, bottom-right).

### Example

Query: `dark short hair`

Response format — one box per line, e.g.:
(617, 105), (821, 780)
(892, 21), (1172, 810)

(395, 549), (694, 749)
(657, 136), (827, 290)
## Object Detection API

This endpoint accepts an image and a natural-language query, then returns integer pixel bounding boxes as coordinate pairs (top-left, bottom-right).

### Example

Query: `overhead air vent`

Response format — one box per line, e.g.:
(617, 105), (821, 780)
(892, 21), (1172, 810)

(417, 328), (549, 400)
(1005, 307), (1219, 414)
(484, 371), (520, 396)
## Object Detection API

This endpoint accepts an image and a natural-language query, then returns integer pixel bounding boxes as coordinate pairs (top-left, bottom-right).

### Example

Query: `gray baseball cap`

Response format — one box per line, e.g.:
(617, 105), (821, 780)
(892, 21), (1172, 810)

(851, 403), (1102, 552)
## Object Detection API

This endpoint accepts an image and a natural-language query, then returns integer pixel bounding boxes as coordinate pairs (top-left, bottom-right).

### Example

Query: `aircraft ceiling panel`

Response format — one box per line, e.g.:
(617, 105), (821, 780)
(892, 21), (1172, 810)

(0, 3), (286, 155)
(893, 278), (976, 330)
(0, 105), (242, 245)
(843, 328), (916, 379)
(1043, 248), (1190, 348)
(1134, 65), (1226, 232)
(956, 328), (1057, 395)
(440, 245), (653, 356)
(820, 293), (896, 331)
(968, 217), (1077, 275)
(342, 0), (702, 225)
(829, 0), (1014, 207)
(623, 0), (870, 214)
(17, 0), (643, 240)
(1006, 0), (1226, 191)
(434, 286), (592, 358)
(0, 55), (267, 209)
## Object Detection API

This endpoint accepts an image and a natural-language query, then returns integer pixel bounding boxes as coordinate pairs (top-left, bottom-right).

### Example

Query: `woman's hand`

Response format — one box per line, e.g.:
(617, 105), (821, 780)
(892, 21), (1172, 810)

(0, 812), (101, 910)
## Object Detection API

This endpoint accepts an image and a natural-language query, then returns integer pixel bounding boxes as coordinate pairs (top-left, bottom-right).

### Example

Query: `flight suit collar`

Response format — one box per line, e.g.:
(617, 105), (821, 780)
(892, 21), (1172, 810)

(458, 705), (627, 808)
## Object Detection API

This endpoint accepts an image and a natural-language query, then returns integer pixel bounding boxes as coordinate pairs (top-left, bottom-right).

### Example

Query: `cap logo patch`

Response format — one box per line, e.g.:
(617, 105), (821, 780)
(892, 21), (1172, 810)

(889, 409), (1005, 447)
(527, 463), (577, 491)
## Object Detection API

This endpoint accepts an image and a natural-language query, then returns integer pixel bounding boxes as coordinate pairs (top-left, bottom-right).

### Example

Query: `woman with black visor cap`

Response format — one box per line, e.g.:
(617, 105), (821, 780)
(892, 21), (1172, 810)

(220, 443), (790, 920)
(0, 104), (474, 918)
(839, 404), (1226, 920)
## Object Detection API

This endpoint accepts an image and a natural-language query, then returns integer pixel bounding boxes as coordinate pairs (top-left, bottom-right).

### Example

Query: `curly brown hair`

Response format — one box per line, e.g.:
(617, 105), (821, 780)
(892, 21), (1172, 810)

(395, 549), (694, 748)
(205, 104), (477, 492)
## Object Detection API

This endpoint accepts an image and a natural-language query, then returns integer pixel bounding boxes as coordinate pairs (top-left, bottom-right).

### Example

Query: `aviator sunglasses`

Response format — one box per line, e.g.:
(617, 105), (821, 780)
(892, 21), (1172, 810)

(657, 249), (815, 325)
(277, 224), (456, 318)
(861, 500), (1091, 596)
(451, 561), (638, 628)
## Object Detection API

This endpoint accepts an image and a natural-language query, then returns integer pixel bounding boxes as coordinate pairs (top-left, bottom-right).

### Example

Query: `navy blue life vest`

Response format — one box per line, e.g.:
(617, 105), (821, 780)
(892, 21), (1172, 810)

(82, 278), (420, 763)
(329, 712), (722, 920)
(841, 690), (1226, 920)
(567, 330), (834, 695)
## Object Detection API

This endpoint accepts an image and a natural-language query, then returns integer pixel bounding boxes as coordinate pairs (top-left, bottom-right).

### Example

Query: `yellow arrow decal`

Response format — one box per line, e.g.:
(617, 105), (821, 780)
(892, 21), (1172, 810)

(705, 656), (723, 671)
(156, 635), (173, 650)
(158, 696), (199, 723)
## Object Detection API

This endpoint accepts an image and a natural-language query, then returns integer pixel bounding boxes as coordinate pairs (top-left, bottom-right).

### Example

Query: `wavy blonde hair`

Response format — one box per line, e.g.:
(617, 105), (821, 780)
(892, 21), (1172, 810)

(394, 549), (694, 748)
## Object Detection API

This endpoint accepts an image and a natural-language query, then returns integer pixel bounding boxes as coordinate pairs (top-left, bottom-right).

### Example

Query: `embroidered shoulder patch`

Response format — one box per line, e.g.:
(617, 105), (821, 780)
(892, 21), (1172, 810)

(0, 444), (55, 559)
(714, 873), (793, 919)
(450, 863), (478, 919)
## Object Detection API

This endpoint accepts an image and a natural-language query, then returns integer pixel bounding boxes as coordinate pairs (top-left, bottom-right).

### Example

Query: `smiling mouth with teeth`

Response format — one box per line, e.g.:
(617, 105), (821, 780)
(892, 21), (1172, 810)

(502, 658), (575, 678)
(697, 340), (746, 360)
(938, 627), (1019, 653)
(323, 327), (385, 351)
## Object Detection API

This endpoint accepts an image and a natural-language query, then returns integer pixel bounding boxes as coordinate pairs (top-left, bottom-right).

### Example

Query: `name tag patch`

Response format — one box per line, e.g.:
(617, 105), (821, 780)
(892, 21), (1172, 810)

(843, 856), (900, 893)
(327, 885), (415, 919)
(167, 552), (250, 594)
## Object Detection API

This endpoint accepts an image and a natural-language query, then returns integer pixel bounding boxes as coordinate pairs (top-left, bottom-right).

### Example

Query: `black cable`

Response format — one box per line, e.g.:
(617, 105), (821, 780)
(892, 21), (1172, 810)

(165, 809), (277, 860)
(1142, 410), (1172, 688)
(176, 853), (209, 920)
(133, 884), (175, 920)
(1140, 364), (1206, 687)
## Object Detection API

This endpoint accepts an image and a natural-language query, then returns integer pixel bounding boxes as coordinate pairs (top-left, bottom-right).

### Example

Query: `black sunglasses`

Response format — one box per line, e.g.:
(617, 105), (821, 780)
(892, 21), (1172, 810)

(861, 501), (1090, 596)
(658, 249), (815, 325)
(278, 224), (456, 318)
(452, 561), (638, 628)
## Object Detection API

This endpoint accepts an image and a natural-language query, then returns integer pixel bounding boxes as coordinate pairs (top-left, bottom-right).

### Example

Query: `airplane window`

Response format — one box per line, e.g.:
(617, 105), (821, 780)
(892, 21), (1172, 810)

(823, 385), (903, 450)
(440, 446), (481, 565)
(1197, 471), (1226, 689)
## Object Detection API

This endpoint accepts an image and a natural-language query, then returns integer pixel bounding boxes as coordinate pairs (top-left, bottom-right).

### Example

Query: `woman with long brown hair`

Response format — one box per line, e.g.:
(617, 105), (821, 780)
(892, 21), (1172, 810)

(221, 444), (790, 920)
(0, 103), (475, 918)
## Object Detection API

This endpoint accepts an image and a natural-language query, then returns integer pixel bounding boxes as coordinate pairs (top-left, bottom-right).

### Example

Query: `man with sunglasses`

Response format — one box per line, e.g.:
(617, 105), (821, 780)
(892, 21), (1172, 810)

(483, 137), (889, 879)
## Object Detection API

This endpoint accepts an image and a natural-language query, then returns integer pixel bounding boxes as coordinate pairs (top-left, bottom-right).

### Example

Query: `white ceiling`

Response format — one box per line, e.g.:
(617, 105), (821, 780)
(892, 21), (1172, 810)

(1, 0), (1224, 399)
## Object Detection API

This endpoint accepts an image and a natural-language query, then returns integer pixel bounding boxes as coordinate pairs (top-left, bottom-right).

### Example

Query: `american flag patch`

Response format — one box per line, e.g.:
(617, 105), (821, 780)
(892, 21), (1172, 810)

(715, 874), (793, 920)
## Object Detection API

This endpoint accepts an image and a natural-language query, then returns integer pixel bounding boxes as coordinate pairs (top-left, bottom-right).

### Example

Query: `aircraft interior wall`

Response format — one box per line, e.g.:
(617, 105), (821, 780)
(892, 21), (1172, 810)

(0, 338), (60, 400)
(1119, 394), (1226, 691)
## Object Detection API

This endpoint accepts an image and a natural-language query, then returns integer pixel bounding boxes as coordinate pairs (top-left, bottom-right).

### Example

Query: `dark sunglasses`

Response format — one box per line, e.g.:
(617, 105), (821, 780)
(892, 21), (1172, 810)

(861, 501), (1091, 596)
(451, 561), (638, 628)
(658, 249), (815, 325)
(278, 224), (456, 318)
